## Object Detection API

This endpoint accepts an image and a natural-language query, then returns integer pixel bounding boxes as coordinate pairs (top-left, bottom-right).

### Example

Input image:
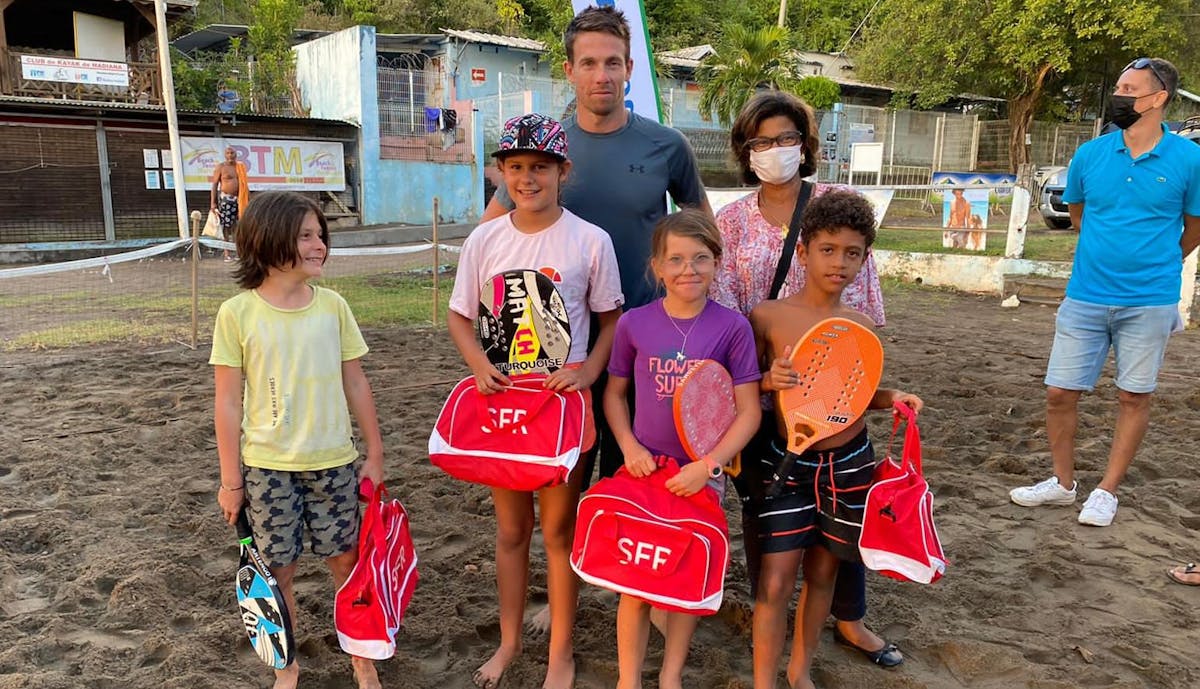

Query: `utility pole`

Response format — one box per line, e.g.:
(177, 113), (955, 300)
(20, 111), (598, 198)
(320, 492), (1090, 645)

(778, 0), (787, 27)
(154, 0), (189, 239)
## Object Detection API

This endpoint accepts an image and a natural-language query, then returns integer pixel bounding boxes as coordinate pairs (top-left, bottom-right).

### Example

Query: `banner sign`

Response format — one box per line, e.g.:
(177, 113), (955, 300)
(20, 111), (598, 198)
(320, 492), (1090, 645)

(570, 0), (661, 123)
(21, 55), (129, 87)
(180, 137), (345, 191)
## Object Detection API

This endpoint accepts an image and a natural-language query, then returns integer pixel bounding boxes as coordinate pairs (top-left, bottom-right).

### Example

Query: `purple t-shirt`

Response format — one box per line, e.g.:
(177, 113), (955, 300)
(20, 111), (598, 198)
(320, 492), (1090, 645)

(608, 298), (761, 461)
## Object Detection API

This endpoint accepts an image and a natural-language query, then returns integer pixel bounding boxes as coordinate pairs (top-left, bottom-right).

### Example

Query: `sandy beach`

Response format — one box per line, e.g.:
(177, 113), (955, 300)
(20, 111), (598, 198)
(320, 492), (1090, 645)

(2, 281), (1199, 689)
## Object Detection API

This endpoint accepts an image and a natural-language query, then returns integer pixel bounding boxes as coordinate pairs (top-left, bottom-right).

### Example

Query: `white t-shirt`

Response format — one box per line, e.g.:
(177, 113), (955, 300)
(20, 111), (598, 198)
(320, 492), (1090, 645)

(450, 209), (625, 364)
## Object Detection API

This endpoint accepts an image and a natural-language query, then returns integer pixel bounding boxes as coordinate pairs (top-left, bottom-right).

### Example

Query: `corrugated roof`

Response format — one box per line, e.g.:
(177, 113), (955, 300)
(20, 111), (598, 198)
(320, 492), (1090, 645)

(441, 29), (545, 53)
(659, 45), (715, 62)
(0, 94), (358, 125)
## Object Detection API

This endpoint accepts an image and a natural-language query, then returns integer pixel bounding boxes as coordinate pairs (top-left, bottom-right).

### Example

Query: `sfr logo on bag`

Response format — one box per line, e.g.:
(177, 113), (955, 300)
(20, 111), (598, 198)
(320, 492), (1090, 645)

(618, 538), (672, 570)
(482, 407), (529, 434)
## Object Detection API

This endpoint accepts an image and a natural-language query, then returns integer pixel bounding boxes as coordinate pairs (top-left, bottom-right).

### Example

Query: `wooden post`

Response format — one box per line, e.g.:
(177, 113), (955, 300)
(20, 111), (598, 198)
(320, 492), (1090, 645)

(432, 197), (440, 326)
(190, 210), (202, 349)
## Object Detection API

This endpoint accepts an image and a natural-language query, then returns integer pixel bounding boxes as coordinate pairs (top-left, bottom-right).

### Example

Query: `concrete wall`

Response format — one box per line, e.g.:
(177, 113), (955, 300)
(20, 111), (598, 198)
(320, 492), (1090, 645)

(872, 250), (1072, 293)
(294, 27), (369, 125)
(450, 44), (548, 102)
(294, 26), (481, 226)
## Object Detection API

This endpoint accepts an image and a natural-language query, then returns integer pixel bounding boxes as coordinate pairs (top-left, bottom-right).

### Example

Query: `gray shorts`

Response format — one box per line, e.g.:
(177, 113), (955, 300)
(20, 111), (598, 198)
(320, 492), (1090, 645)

(243, 462), (360, 569)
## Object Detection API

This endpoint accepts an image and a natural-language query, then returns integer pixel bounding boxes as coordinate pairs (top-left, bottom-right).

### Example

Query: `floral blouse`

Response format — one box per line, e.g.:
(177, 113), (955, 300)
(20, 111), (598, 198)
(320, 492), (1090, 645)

(710, 184), (886, 326)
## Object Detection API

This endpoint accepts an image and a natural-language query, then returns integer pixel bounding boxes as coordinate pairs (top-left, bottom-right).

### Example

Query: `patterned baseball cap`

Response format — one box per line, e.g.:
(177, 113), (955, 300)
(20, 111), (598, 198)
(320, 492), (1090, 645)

(492, 113), (568, 161)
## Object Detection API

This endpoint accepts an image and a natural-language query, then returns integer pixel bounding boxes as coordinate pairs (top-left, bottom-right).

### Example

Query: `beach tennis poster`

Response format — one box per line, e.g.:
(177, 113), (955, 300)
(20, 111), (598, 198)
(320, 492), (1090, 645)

(179, 137), (345, 192)
(941, 188), (989, 251)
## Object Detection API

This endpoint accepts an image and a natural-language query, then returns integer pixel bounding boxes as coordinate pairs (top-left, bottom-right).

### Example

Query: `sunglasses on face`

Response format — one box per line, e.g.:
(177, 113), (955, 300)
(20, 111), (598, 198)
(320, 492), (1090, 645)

(1124, 58), (1169, 92)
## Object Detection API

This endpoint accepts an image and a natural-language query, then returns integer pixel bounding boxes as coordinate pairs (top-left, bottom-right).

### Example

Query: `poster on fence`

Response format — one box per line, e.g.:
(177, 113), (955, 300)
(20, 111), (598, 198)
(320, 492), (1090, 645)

(941, 187), (990, 251)
(180, 137), (345, 191)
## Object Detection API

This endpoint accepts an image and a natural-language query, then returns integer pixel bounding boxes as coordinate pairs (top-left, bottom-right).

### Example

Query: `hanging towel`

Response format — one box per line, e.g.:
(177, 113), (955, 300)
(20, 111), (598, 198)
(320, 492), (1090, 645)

(424, 107), (441, 133)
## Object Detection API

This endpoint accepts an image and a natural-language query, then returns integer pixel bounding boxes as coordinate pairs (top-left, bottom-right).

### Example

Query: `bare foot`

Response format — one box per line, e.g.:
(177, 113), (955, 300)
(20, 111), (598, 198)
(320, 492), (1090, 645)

(542, 653), (575, 689)
(657, 671), (683, 689)
(352, 656), (382, 689)
(1168, 562), (1200, 586)
(835, 618), (885, 652)
(473, 644), (520, 689)
(272, 662), (300, 689)
(525, 604), (551, 637)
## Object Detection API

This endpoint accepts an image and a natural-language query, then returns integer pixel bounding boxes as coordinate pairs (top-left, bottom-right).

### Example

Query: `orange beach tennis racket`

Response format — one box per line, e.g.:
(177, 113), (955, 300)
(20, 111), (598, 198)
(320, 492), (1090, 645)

(673, 359), (739, 475)
(767, 317), (883, 498)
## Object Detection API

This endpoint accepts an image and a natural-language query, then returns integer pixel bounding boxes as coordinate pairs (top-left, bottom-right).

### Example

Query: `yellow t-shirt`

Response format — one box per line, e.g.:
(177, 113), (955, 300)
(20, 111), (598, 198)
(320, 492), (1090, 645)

(209, 285), (369, 471)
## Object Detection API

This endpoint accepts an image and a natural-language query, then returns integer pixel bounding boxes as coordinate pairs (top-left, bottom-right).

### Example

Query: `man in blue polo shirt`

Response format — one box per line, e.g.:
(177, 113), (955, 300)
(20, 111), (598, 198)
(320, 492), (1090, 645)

(1011, 58), (1200, 526)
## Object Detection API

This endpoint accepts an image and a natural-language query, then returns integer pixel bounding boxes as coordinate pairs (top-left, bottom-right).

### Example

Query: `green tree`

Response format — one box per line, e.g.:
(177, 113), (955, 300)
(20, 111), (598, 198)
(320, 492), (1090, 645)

(696, 24), (803, 126)
(854, 0), (1192, 171)
(247, 0), (303, 114)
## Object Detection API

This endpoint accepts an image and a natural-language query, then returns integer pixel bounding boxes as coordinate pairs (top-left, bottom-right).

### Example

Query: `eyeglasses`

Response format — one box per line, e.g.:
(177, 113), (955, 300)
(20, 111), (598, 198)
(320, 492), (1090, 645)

(745, 131), (803, 153)
(1124, 58), (1169, 92)
(661, 254), (716, 274)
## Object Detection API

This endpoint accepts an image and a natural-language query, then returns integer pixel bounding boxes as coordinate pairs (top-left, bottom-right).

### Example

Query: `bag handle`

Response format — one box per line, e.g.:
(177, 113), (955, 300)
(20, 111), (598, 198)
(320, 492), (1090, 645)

(614, 456), (721, 511)
(358, 478), (389, 553)
(768, 181), (815, 300)
(475, 382), (558, 432)
(884, 401), (923, 475)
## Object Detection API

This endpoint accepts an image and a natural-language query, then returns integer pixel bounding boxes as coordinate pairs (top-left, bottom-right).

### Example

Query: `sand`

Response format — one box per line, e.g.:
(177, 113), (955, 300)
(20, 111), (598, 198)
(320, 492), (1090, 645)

(2, 282), (1199, 689)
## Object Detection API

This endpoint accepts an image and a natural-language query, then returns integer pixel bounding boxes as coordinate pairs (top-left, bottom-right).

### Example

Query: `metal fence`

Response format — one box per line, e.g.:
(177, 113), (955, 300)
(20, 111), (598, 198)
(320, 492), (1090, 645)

(473, 72), (1100, 182)
(377, 59), (473, 163)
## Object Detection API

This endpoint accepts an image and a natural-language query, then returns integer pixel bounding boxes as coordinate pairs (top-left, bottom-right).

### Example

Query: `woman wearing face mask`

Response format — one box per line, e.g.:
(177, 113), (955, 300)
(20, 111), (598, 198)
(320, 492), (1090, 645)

(711, 91), (900, 670)
(711, 91), (885, 324)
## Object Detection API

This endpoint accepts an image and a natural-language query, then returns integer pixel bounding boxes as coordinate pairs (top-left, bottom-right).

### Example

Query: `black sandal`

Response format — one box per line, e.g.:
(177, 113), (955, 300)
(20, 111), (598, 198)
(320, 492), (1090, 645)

(833, 629), (904, 668)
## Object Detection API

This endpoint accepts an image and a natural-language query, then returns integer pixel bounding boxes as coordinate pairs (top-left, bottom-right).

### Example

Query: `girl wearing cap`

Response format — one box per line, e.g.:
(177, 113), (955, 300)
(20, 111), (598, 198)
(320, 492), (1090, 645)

(446, 113), (625, 689)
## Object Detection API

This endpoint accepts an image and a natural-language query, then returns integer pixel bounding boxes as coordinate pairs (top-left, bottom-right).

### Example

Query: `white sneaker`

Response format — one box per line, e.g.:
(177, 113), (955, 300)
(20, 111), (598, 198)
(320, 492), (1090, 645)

(1009, 476), (1077, 507)
(1078, 488), (1118, 526)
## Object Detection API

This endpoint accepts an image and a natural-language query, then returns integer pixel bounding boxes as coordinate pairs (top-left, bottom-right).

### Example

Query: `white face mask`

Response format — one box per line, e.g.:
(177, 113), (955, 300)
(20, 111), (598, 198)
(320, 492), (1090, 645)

(749, 145), (804, 185)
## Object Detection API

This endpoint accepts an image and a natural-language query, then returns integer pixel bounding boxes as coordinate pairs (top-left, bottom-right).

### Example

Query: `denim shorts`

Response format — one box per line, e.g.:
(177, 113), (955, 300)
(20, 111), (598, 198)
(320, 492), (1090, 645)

(1044, 297), (1180, 394)
(243, 462), (360, 569)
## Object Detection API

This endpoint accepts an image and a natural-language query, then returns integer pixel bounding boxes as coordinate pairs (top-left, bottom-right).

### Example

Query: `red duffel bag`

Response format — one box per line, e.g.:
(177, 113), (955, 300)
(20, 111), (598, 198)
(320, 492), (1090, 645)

(571, 458), (729, 615)
(428, 374), (585, 491)
(334, 479), (419, 659)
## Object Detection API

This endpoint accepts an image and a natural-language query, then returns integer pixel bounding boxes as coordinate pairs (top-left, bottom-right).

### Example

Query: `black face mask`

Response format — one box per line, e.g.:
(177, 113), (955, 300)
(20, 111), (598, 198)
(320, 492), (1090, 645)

(1109, 94), (1144, 130)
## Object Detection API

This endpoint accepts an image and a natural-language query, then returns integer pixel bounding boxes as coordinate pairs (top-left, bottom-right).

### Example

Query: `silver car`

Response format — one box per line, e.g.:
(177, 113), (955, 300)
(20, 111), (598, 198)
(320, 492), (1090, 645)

(1038, 165), (1072, 230)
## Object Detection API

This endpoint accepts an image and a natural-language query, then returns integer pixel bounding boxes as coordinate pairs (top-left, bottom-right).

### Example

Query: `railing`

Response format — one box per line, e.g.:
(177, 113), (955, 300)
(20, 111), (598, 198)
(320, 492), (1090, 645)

(0, 48), (163, 106)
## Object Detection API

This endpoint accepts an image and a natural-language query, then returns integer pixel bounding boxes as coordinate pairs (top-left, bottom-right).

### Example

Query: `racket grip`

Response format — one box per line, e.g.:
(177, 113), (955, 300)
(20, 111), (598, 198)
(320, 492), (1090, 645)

(765, 455), (798, 499)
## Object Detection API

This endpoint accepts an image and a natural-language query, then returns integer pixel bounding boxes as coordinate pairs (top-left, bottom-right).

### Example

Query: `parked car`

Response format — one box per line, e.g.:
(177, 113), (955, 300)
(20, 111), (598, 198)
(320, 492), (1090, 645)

(1180, 116), (1200, 145)
(1038, 165), (1072, 230)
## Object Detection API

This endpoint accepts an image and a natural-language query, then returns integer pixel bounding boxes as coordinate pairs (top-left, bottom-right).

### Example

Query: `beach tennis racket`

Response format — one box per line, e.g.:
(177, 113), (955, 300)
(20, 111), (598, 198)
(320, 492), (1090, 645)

(673, 359), (741, 476)
(235, 509), (295, 670)
(767, 317), (883, 498)
(477, 269), (572, 375)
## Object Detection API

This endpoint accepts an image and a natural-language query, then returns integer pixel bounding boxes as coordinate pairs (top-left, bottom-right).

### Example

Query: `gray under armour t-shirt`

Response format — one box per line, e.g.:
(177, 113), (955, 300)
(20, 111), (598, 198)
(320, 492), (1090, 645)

(494, 113), (706, 309)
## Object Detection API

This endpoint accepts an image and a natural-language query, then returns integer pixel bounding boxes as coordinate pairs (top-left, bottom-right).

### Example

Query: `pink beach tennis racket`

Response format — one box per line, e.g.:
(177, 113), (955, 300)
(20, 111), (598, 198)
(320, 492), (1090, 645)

(673, 359), (740, 475)
(767, 317), (883, 497)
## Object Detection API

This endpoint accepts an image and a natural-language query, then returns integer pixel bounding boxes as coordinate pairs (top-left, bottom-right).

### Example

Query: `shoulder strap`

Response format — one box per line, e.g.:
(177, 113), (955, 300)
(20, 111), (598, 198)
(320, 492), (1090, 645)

(768, 181), (814, 300)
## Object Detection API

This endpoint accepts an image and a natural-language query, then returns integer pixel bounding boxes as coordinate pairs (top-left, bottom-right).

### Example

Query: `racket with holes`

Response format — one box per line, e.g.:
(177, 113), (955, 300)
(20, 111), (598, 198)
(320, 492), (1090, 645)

(476, 269), (572, 376)
(673, 359), (738, 474)
(235, 508), (295, 669)
(767, 317), (883, 498)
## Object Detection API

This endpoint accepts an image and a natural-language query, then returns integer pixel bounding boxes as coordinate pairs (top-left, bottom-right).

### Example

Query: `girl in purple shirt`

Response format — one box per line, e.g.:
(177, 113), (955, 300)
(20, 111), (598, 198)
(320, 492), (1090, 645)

(603, 209), (762, 689)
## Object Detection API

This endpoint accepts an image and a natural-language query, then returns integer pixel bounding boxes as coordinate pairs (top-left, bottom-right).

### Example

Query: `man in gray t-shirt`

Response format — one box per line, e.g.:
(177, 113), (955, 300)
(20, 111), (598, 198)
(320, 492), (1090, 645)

(481, 6), (710, 488)
(488, 112), (707, 308)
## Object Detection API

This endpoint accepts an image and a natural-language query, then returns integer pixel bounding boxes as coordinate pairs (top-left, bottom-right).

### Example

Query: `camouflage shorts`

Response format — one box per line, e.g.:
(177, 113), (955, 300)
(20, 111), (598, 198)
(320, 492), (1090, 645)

(243, 462), (360, 569)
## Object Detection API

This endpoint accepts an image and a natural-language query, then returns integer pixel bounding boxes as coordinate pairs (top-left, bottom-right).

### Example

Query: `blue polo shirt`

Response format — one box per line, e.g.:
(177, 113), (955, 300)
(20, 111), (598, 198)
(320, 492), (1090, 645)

(1063, 124), (1200, 306)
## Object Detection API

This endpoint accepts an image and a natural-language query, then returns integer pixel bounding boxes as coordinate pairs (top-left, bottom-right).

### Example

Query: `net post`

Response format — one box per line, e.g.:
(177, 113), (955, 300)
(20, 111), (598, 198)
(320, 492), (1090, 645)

(432, 197), (440, 327)
(190, 210), (202, 350)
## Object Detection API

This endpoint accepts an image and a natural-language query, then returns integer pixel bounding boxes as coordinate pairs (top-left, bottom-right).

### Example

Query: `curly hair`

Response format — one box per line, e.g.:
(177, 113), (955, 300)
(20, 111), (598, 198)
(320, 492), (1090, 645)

(564, 5), (630, 62)
(729, 91), (820, 185)
(800, 190), (877, 248)
(233, 191), (329, 289)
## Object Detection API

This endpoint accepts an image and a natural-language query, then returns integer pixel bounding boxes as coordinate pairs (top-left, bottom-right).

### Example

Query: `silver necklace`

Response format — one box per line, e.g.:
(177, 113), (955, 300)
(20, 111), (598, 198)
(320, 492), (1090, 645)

(662, 300), (704, 361)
